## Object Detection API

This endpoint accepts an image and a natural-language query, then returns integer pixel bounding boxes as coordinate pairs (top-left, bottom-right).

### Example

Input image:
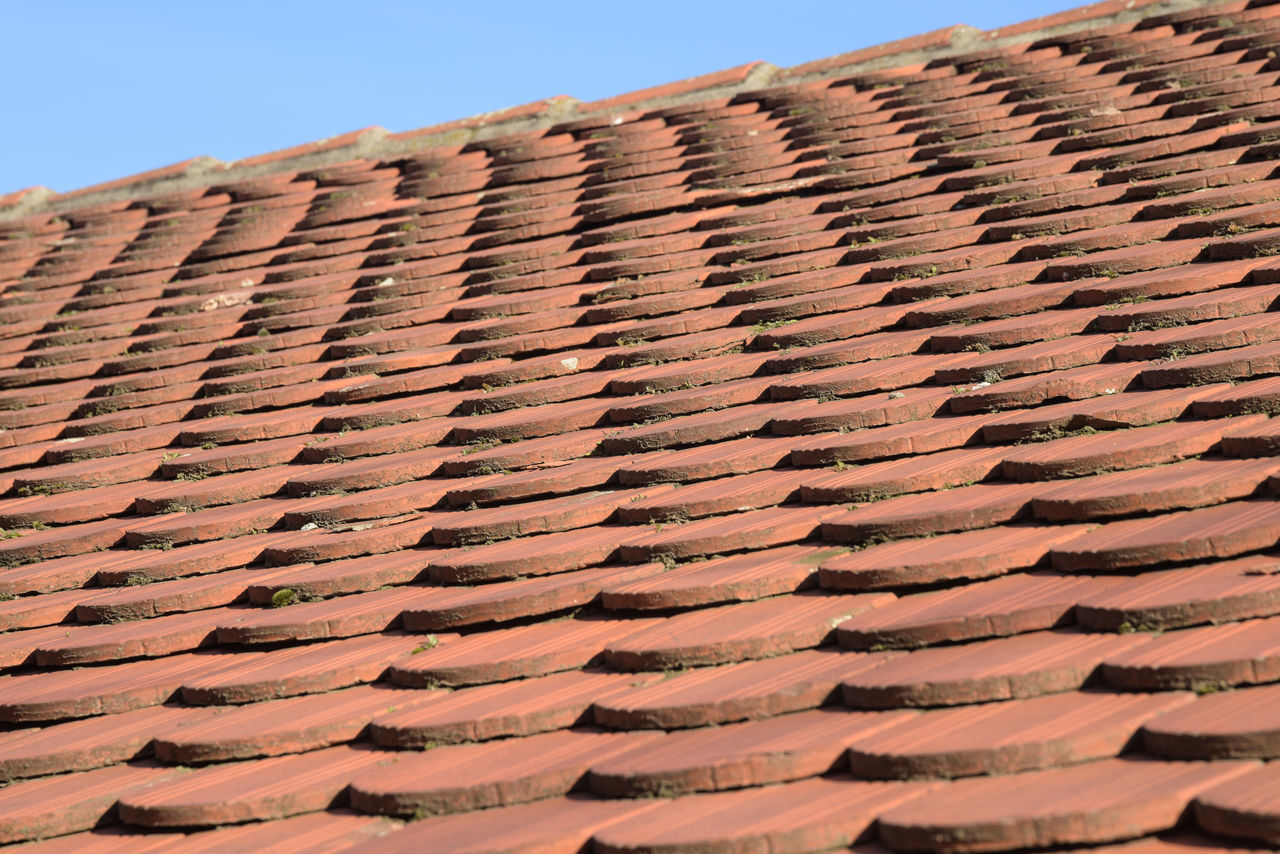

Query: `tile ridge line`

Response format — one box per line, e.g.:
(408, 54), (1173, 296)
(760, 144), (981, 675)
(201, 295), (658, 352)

(0, 0), (1229, 222)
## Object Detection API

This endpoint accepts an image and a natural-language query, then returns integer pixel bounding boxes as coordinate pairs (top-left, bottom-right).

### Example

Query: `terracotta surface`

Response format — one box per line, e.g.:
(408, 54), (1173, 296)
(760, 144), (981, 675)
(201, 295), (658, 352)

(592, 776), (935, 854)
(878, 758), (1256, 852)
(1143, 681), (1280, 760)
(836, 573), (1118, 649)
(594, 647), (897, 728)
(1193, 762), (1280, 845)
(4, 3), (1280, 850)
(842, 630), (1152, 708)
(846, 689), (1192, 778)
(346, 729), (658, 817)
(1101, 616), (1280, 692)
(587, 706), (912, 796)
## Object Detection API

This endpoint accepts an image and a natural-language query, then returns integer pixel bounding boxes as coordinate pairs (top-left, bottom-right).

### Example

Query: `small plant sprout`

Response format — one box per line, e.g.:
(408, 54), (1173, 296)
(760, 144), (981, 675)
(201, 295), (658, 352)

(410, 635), (439, 654)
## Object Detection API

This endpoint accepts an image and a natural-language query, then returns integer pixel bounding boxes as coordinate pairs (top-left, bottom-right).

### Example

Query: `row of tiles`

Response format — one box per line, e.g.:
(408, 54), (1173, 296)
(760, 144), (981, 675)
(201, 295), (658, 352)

(8, 119), (1280, 347)
(10, 30), (1280, 338)
(1, 403), (1279, 571)
(3, 384), (1279, 526)
(1, 682), (1278, 847)
(8, 224), (1280, 412)
(4, 29), (1270, 260)
(1, 453), (1280, 620)
(9, 804), (1275, 854)
(4, 560), (1280, 724)
(4, 621), (1280, 770)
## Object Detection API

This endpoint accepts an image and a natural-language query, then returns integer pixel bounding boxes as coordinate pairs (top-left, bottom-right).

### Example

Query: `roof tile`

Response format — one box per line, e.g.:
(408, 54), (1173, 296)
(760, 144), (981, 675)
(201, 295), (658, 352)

(370, 668), (632, 746)
(118, 743), (389, 827)
(595, 647), (895, 729)
(1193, 763), (1280, 846)
(153, 684), (425, 763)
(604, 591), (890, 671)
(0, 763), (184, 844)
(1101, 616), (1280, 691)
(1143, 681), (1280, 760)
(1076, 553), (1280, 631)
(878, 757), (1254, 852)
(348, 728), (657, 817)
(820, 523), (1089, 589)
(847, 689), (1191, 778)
(837, 572), (1118, 649)
(1001, 416), (1261, 480)
(589, 706), (911, 797)
(340, 796), (653, 854)
(593, 775), (934, 853)
(1049, 498), (1280, 571)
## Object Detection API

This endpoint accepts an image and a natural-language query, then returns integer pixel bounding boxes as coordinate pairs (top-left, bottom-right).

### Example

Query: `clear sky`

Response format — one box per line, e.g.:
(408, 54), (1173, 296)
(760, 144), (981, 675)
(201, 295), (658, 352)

(5, 1), (1083, 196)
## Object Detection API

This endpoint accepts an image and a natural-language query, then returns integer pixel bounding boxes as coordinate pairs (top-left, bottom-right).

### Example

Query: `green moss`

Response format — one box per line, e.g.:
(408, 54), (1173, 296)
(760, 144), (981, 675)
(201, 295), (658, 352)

(1116, 619), (1162, 634)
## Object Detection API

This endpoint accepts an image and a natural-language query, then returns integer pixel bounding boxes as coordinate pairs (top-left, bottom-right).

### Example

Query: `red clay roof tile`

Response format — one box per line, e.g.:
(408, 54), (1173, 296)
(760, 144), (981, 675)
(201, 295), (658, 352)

(877, 757), (1255, 852)
(846, 689), (1192, 778)
(8, 3), (1280, 849)
(347, 728), (657, 818)
(588, 706), (912, 797)
(1142, 680), (1280, 760)
(1101, 616), (1280, 691)
(1192, 762), (1280, 846)
(593, 775), (935, 853)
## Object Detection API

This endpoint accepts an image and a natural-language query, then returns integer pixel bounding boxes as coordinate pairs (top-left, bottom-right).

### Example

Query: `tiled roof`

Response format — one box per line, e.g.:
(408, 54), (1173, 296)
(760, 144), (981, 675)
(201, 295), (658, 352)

(4, 1), (1280, 850)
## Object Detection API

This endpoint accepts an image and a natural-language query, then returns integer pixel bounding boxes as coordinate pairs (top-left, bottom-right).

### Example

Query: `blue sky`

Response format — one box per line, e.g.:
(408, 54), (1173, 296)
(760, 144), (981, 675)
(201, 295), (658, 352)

(5, 1), (1081, 195)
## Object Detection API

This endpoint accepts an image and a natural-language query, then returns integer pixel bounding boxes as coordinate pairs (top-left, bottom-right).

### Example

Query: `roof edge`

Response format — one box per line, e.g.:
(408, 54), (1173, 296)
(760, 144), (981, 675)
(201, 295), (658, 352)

(0, 0), (1231, 222)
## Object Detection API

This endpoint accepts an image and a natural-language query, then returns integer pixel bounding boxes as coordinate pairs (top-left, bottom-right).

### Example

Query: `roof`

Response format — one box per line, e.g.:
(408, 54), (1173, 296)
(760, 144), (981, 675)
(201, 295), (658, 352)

(1, 0), (1280, 850)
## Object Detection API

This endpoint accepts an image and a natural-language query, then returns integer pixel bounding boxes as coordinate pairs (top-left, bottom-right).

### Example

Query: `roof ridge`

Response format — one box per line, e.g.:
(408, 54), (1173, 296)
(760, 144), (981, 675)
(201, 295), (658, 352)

(0, 0), (1228, 220)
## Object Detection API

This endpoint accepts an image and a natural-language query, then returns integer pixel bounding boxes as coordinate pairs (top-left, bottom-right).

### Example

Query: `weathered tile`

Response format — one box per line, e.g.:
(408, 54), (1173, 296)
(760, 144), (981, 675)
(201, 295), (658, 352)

(1032, 458), (1280, 521)
(371, 669), (632, 746)
(181, 633), (439, 704)
(591, 776), (932, 854)
(0, 763), (183, 844)
(1002, 417), (1264, 481)
(819, 524), (1089, 589)
(847, 689), (1191, 778)
(338, 796), (657, 854)
(1101, 616), (1280, 691)
(837, 573), (1118, 650)
(594, 647), (896, 729)
(800, 446), (1008, 503)
(601, 543), (837, 609)
(0, 654), (200, 722)
(1193, 762), (1280, 845)
(1144, 682), (1280, 760)
(1050, 499), (1280, 571)
(0, 704), (215, 781)
(605, 592), (891, 670)
(118, 744), (391, 827)
(878, 758), (1255, 852)
(387, 616), (652, 687)
(787, 414), (995, 467)
(1075, 554), (1280, 631)
(153, 684), (429, 763)
(588, 706), (910, 796)
(348, 729), (658, 817)
(821, 482), (1042, 544)
(621, 504), (849, 561)
(401, 564), (665, 631)
(842, 629), (1152, 708)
